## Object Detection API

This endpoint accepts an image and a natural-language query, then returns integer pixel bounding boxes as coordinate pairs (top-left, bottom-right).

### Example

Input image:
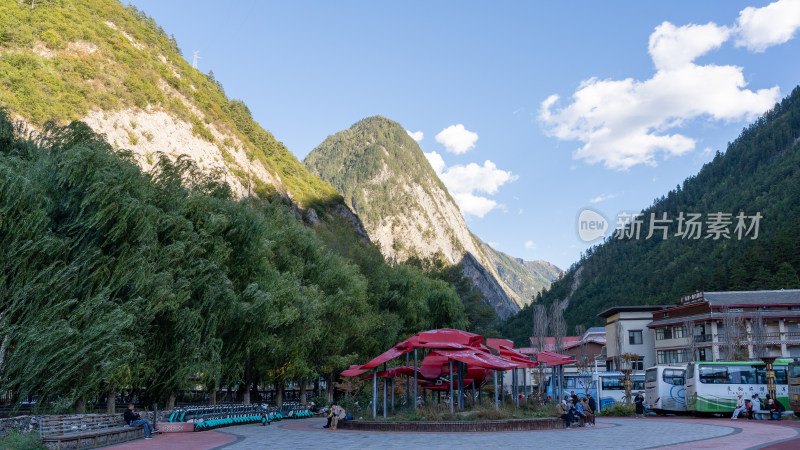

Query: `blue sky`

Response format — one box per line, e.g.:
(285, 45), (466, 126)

(130, 0), (800, 270)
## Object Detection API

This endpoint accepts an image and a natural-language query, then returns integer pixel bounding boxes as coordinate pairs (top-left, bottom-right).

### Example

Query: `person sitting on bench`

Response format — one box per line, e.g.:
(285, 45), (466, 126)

(123, 403), (157, 439)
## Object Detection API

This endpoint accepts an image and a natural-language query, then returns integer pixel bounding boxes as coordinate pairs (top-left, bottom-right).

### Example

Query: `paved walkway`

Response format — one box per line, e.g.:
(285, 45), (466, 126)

(213, 416), (800, 449)
(105, 416), (800, 449)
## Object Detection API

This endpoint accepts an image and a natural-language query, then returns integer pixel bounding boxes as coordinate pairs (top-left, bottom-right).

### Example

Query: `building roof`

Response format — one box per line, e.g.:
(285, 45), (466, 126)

(702, 290), (800, 307)
(647, 309), (800, 328)
(585, 327), (606, 334)
(597, 305), (672, 318)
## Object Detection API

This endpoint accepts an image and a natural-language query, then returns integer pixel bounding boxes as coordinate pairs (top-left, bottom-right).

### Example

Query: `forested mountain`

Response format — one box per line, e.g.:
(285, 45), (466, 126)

(479, 240), (563, 302)
(501, 86), (800, 344)
(305, 116), (527, 319)
(0, 0), (338, 207)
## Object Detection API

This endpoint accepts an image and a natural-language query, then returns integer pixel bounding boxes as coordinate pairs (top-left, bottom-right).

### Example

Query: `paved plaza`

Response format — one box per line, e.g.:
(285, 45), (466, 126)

(214, 417), (800, 450)
(109, 416), (800, 449)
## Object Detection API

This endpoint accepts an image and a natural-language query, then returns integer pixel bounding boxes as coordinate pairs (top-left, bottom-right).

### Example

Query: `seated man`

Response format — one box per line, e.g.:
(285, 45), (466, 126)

(323, 402), (336, 428)
(330, 403), (346, 430)
(555, 400), (571, 429)
(574, 398), (587, 426)
(731, 394), (746, 420)
(580, 398), (595, 426)
(770, 398), (786, 421)
(123, 403), (157, 439)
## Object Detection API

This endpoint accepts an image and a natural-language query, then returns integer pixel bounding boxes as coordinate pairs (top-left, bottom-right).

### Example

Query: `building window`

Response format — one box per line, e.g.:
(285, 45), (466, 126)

(629, 330), (643, 345)
(657, 349), (687, 364)
(655, 327), (673, 340)
(672, 326), (686, 339)
(698, 348), (708, 361)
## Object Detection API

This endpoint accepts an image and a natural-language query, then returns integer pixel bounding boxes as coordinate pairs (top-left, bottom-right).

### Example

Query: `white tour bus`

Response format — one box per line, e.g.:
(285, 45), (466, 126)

(645, 366), (686, 413)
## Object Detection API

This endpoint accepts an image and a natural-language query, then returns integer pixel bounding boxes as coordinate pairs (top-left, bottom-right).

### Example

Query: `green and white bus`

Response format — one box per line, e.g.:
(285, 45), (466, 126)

(685, 359), (790, 414)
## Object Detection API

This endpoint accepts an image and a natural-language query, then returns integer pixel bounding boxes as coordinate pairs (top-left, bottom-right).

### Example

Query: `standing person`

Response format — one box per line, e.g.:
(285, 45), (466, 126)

(123, 403), (157, 439)
(731, 394), (746, 420)
(587, 393), (597, 415)
(570, 390), (579, 405)
(634, 391), (645, 418)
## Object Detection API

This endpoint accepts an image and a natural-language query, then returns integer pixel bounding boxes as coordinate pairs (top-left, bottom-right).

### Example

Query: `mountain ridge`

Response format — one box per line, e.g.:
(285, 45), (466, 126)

(305, 115), (557, 319)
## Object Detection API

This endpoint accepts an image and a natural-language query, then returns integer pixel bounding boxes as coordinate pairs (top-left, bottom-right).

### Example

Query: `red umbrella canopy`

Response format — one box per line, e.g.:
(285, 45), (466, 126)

(535, 351), (576, 366)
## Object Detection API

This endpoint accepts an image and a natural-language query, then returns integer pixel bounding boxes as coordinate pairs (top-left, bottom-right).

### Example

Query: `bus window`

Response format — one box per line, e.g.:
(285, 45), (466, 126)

(776, 368), (787, 385)
(686, 363), (694, 379)
(790, 364), (800, 379)
(633, 376), (645, 391)
(645, 370), (657, 383)
(699, 365), (728, 384)
(728, 366), (758, 384)
(564, 377), (576, 389)
(663, 369), (684, 385)
(602, 376), (624, 390)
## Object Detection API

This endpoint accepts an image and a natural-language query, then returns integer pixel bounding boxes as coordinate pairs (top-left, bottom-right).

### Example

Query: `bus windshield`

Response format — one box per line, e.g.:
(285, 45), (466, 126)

(645, 369), (657, 383)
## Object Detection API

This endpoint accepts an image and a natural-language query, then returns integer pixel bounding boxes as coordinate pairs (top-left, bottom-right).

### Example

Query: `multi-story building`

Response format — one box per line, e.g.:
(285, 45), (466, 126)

(598, 305), (670, 371)
(648, 289), (800, 364)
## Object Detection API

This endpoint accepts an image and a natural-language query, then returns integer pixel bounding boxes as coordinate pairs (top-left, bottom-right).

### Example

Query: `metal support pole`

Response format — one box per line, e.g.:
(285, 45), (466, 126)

(406, 353), (410, 407)
(391, 378), (395, 413)
(523, 369), (527, 402)
(383, 370), (387, 418)
(493, 370), (499, 411)
(372, 370), (377, 419)
(514, 369), (519, 408)
(413, 349), (418, 408)
(449, 359), (454, 414)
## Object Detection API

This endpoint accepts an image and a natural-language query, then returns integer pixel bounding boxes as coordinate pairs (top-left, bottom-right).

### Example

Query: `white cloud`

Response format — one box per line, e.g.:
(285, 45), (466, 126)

(649, 22), (731, 71)
(736, 0), (800, 52)
(406, 129), (424, 142)
(451, 192), (498, 218)
(437, 160), (518, 196)
(424, 152), (517, 218)
(589, 193), (619, 203)
(425, 150), (446, 174)
(435, 124), (478, 154)
(539, 4), (786, 170)
(525, 240), (537, 250)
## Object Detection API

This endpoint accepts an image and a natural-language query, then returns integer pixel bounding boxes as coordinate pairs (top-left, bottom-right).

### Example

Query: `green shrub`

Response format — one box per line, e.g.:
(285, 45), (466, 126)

(599, 403), (635, 416)
(0, 430), (46, 450)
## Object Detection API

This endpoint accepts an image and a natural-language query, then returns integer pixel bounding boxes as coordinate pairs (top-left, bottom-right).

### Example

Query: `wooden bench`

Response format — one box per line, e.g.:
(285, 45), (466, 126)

(40, 413), (144, 449)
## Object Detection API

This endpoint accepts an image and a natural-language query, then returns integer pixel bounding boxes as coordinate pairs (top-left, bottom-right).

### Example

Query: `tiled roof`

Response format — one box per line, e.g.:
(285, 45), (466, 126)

(703, 290), (800, 307)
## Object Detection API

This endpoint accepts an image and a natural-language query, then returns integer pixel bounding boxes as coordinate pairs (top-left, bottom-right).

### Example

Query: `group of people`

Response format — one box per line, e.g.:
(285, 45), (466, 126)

(555, 391), (597, 428)
(731, 393), (786, 420)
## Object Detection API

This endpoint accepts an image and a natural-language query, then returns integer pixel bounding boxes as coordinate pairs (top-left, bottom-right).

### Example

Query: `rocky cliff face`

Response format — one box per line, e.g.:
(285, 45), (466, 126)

(479, 240), (563, 303)
(305, 116), (523, 319)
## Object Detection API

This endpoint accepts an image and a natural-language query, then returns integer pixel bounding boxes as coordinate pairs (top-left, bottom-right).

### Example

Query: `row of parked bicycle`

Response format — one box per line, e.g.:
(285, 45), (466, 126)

(167, 402), (315, 431)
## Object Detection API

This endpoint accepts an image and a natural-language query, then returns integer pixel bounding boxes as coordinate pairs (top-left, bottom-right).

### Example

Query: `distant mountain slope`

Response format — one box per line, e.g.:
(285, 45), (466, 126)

(0, 0), (339, 208)
(501, 86), (800, 341)
(479, 240), (562, 302)
(305, 116), (524, 319)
